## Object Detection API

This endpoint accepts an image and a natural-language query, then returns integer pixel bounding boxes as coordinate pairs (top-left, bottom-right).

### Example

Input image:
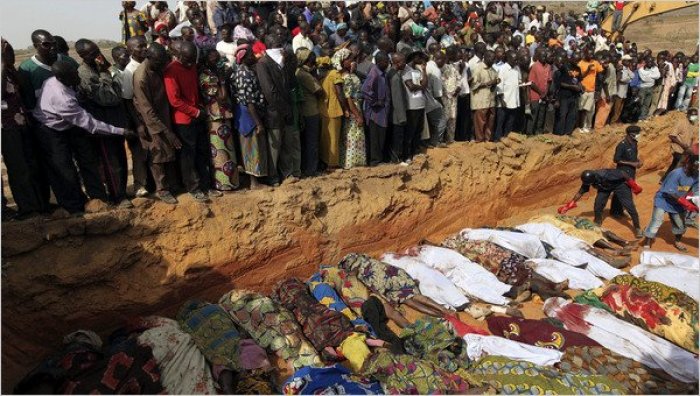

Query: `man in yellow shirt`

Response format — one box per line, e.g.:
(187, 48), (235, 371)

(577, 49), (604, 132)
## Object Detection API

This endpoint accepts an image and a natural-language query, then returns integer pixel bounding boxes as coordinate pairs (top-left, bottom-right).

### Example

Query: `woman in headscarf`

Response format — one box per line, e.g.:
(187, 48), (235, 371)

(199, 49), (239, 192)
(233, 43), (269, 189)
(332, 48), (367, 169)
(319, 48), (346, 170)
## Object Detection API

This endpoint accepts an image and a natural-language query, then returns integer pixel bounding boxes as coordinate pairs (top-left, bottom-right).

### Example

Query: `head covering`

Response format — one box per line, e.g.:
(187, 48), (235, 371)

(63, 330), (103, 349)
(316, 56), (331, 68)
(621, 54), (632, 60)
(296, 47), (312, 65)
(626, 125), (641, 135)
(336, 22), (348, 31)
(154, 21), (167, 33)
(235, 44), (250, 65)
(616, 42), (623, 49)
(331, 48), (352, 70)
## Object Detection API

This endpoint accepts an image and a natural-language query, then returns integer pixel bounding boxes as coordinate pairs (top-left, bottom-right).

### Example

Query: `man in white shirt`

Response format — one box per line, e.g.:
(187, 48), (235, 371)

(638, 56), (661, 120)
(456, 50), (472, 141)
(494, 51), (521, 141)
(292, 21), (314, 52)
(425, 51), (446, 147)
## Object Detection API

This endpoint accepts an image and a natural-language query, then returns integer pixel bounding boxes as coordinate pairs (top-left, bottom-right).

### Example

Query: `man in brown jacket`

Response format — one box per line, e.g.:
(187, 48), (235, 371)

(133, 43), (181, 204)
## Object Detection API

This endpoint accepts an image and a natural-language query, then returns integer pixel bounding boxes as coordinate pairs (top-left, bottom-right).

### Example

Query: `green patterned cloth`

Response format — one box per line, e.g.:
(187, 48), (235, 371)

(219, 290), (321, 369)
(176, 300), (241, 369)
(400, 316), (469, 372)
(338, 253), (418, 304)
(466, 355), (626, 395)
(363, 352), (471, 394)
(574, 290), (614, 312)
(560, 346), (698, 394)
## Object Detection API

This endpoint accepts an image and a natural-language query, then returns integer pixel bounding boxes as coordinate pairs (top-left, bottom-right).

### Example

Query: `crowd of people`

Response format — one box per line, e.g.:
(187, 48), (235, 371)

(1, 0), (699, 218)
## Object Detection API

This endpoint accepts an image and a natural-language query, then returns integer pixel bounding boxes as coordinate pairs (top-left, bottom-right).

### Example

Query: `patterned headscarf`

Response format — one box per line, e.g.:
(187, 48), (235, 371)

(331, 48), (352, 71)
(235, 44), (250, 65)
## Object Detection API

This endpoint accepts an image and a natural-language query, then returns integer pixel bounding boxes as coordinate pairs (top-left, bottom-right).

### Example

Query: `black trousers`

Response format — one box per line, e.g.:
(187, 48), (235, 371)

(301, 114), (321, 177)
(367, 120), (387, 166)
(27, 118), (53, 209)
(595, 184), (640, 229)
(455, 95), (472, 141)
(93, 136), (128, 203)
(555, 96), (578, 135)
(389, 123), (407, 163)
(36, 125), (107, 213)
(526, 100), (547, 135)
(1, 126), (47, 214)
(494, 107), (517, 142)
(174, 120), (211, 193)
(513, 104), (526, 133)
(405, 109), (425, 158)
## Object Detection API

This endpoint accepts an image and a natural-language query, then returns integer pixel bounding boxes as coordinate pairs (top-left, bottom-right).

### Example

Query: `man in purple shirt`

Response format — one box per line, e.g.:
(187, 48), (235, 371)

(33, 60), (133, 214)
(361, 51), (391, 166)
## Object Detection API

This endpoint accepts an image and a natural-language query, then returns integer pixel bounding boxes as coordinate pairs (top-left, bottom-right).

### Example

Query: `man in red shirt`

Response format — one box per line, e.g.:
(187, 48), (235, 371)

(526, 48), (552, 135)
(163, 41), (221, 202)
(612, 1), (625, 32)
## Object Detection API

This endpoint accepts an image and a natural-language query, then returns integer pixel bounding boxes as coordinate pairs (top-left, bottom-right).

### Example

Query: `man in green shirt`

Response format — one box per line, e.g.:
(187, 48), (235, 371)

(675, 54), (698, 112)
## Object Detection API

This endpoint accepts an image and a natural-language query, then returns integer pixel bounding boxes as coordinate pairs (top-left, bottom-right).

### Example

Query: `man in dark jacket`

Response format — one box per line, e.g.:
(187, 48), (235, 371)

(256, 33), (301, 183)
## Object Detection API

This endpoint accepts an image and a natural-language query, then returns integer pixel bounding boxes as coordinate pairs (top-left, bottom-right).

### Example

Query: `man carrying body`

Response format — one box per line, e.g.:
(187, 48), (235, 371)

(642, 156), (699, 251)
(558, 168), (643, 237)
(133, 43), (181, 205)
(75, 39), (131, 208)
(32, 60), (133, 214)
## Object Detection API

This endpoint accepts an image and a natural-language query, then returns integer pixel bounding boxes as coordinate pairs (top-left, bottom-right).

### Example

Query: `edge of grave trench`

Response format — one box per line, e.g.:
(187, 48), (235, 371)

(0, 112), (689, 391)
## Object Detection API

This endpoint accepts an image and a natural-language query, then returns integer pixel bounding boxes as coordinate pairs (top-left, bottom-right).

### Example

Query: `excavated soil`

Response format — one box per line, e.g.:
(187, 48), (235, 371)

(2, 112), (697, 391)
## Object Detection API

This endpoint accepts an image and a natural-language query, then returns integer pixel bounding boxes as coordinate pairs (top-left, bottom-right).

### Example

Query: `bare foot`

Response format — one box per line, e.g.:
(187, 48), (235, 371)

(674, 241), (688, 252)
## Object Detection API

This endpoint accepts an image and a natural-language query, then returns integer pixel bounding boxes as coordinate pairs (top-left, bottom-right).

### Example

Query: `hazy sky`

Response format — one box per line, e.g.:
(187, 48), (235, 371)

(0, 1), (176, 49)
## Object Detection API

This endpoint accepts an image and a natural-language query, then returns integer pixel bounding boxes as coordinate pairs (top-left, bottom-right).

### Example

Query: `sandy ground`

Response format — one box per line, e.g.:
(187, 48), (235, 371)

(2, 110), (697, 391)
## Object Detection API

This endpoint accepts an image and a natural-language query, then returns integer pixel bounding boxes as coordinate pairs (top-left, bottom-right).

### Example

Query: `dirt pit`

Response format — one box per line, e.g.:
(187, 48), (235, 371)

(2, 112), (697, 391)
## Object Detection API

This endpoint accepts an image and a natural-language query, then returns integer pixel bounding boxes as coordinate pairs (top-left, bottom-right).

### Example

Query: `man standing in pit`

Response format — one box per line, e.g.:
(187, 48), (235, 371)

(558, 169), (644, 237)
(610, 125), (643, 219)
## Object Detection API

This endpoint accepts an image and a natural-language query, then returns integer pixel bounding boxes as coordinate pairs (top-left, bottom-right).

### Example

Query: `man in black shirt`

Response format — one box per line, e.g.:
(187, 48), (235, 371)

(610, 125), (642, 218)
(558, 168), (643, 237)
(553, 58), (582, 135)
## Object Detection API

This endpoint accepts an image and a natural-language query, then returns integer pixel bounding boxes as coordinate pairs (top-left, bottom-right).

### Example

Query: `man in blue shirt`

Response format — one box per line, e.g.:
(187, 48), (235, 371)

(642, 156), (699, 251)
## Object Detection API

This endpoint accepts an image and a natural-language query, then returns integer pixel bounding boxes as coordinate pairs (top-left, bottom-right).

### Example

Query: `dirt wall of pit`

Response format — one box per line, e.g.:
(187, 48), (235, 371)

(0, 113), (683, 391)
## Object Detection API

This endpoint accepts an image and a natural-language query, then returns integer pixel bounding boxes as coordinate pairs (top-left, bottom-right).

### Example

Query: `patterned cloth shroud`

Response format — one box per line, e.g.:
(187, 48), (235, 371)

(611, 274), (698, 316)
(486, 316), (600, 351)
(219, 290), (321, 369)
(319, 265), (372, 315)
(573, 282), (698, 353)
(559, 345), (698, 395)
(465, 355), (626, 395)
(307, 272), (375, 336)
(338, 253), (419, 304)
(136, 316), (218, 394)
(273, 278), (356, 360)
(442, 235), (532, 286)
(176, 300), (241, 370)
(399, 316), (469, 373)
(283, 364), (383, 395)
(362, 351), (471, 394)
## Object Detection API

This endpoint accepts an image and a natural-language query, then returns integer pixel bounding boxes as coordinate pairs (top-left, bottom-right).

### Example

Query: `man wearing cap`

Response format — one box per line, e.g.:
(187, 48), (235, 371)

(558, 168), (643, 237)
(610, 125), (643, 220)
(642, 154), (699, 251)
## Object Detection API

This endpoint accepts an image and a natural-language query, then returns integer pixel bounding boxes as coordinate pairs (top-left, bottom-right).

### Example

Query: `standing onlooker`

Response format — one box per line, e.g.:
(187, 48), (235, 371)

(526, 48), (552, 135)
(594, 55), (616, 129)
(33, 60), (130, 214)
(295, 48), (322, 177)
(610, 55), (634, 124)
(387, 52), (409, 163)
(676, 54), (698, 112)
(612, 0), (625, 32)
(133, 43), (181, 204)
(199, 49), (239, 192)
(403, 51), (427, 159)
(233, 44), (269, 190)
(656, 52), (677, 114)
(256, 34), (302, 182)
(320, 50), (345, 169)
(441, 46), (461, 144)
(164, 41), (219, 201)
(361, 51), (391, 166)
(553, 57), (582, 135)
(456, 49), (472, 141)
(75, 39), (131, 207)
(216, 24), (236, 67)
(637, 56), (661, 120)
(577, 49), (603, 132)
(1, 38), (46, 218)
(425, 51), (446, 147)
(647, 52), (666, 117)
(293, 21), (314, 53)
(334, 49), (366, 169)
(494, 50), (521, 141)
(120, 1), (148, 44)
(470, 50), (499, 143)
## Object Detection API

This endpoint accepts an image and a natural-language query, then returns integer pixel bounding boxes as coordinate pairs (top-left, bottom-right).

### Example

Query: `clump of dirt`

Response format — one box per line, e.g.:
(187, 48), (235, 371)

(0, 113), (686, 390)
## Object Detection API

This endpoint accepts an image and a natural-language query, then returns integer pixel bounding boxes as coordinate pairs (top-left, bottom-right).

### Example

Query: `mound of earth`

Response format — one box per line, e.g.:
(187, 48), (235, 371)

(1, 112), (695, 391)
